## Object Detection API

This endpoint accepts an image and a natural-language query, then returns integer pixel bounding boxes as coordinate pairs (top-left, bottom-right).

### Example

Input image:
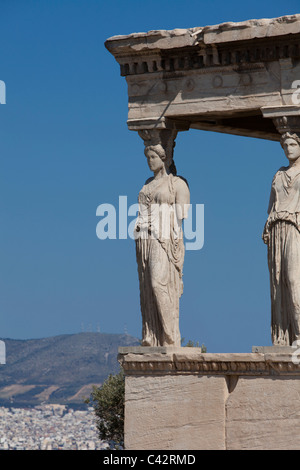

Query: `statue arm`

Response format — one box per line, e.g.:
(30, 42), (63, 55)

(175, 177), (190, 220)
(267, 181), (276, 214)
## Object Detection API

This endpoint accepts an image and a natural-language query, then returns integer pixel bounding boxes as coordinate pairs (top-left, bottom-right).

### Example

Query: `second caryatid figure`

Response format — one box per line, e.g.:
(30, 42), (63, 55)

(134, 129), (190, 347)
(263, 130), (300, 346)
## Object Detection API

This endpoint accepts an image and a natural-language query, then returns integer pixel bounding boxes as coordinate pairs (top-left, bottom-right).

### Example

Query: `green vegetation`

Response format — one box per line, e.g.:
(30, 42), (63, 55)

(181, 338), (207, 352)
(86, 369), (125, 448)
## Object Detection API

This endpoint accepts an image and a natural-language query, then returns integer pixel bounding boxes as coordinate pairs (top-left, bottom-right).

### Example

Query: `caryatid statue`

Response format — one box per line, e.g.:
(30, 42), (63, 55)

(263, 117), (300, 346)
(134, 129), (190, 347)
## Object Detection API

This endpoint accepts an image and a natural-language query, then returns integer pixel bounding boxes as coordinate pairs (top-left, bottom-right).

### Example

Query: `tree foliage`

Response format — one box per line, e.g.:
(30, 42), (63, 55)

(181, 338), (207, 352)
(87, 368), (125, 447)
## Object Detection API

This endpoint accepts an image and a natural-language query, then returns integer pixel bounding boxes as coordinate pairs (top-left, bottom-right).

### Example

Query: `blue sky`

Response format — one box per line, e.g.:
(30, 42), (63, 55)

(0, 0), (299, 352)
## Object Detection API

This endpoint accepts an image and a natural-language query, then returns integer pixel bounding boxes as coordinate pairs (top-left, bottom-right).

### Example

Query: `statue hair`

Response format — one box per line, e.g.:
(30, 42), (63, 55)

(280, 132), (300, 148)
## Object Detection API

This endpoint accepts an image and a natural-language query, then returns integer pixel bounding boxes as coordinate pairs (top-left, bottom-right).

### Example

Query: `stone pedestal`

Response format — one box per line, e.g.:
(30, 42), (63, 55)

(118, 347), (300, 450)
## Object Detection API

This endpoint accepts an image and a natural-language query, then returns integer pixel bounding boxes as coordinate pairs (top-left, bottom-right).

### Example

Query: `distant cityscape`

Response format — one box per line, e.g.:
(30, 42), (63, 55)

(0, 333), (136, 449)
(0, 404), (108, 450)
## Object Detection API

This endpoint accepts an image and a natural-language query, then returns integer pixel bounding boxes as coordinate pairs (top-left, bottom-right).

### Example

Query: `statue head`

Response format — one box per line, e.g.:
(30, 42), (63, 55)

(144, 143), (177, 175)
(280, 132), (300, 164)
(138, 129), (177, 176)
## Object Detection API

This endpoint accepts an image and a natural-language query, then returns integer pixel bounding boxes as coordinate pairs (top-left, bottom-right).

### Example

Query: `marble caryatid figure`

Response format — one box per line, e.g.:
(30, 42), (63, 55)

(263, 131), (300, 346)
(134, 129), (190, 347)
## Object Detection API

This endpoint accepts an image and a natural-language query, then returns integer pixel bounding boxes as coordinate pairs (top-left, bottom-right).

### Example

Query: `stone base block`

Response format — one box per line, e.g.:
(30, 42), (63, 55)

(118, 347), (300, 450)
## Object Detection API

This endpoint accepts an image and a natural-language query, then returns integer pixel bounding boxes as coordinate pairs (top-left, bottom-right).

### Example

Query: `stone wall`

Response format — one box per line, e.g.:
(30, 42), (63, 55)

(119, 347), (300, 450)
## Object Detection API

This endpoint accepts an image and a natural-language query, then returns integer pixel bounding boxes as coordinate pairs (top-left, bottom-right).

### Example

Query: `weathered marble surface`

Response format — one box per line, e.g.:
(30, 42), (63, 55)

(105, 15), (300, 52)
(125, 374), (226, 450)
(226, 376), (300, 450)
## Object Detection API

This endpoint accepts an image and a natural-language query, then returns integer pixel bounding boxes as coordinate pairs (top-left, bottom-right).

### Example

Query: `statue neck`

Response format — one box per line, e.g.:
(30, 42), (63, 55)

(288, 156), (300, 169)
(153, 166), (169, 180)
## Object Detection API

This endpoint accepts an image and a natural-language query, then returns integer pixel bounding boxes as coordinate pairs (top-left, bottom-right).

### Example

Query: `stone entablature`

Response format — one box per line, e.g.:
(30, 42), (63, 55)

(105, 15), (300, 141)
(107, 19), (300, 78)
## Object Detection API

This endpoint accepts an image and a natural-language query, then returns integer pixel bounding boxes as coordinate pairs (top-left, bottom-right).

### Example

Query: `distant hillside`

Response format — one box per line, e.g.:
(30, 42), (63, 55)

(0, 332), (139, 408)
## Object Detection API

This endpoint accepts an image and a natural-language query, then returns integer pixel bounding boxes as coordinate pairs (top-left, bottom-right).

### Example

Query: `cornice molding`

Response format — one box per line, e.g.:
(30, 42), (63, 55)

(118, 348), (300, 376)
(105, 15), (300, 78)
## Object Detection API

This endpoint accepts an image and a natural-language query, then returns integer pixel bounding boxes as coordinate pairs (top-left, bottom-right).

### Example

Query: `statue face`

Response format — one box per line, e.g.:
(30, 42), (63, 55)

(146, 149), (164, 173)
(282, 137), (300, 163)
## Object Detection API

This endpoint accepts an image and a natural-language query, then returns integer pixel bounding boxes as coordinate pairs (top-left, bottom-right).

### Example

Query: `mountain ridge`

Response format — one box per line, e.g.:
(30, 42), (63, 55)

(0, 332), (139, 408)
